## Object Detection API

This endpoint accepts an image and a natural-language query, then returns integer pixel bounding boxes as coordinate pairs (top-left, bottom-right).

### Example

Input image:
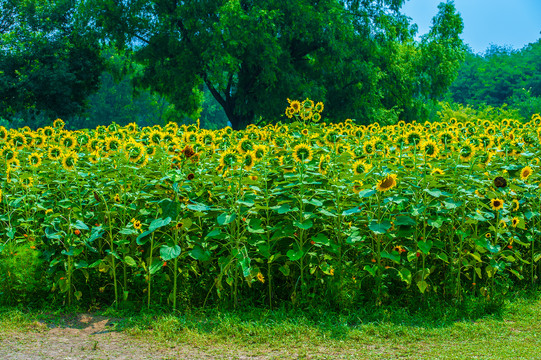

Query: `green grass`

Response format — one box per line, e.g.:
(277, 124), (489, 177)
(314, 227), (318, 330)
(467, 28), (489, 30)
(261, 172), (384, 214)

(1, 291), (541, 359)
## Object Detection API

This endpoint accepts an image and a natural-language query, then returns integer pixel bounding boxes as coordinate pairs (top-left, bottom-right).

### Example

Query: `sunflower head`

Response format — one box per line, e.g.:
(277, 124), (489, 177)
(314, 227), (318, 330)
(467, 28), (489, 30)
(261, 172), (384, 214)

(520, 166), (532, 181)
(511, 217), (520, 228)
(28, 152), (42, 168)
(242, 151), (257, 170)
(352, 159), (371, 175)
(376, 174), (397, 192)
(494, 176), (507, 188)
(292, 143), (313, 163)
(490, 198), (504, 211)
(61, 152), (78, 171)
(220, 149), (238, 169)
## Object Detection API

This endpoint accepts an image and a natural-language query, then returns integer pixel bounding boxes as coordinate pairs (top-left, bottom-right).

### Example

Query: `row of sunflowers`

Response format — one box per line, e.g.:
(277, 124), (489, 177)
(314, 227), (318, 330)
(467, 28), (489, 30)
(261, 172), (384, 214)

(1, 100), (540, 309)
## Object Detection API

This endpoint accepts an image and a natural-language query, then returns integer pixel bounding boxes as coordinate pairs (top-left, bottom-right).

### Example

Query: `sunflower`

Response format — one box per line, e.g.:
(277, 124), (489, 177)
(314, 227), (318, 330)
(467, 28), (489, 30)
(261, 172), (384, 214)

(124, 141), (145, 163)
(420, 139), (439, 158)
(257, 272), (265, 284)
(511, 217), (520, 228)
(0, 126), (7, 141)
(352, 159), (372, 175)
(87, 151), (100, 164)
(61, 134), (77, 150)
(253, 144), (267, 160)
(148, 129), (163, 146)
(352, 180), (364, 194)
(312, 112), (322, 122)
(494, 176), (507, 188)
(114, 193), (121, 203)
(61, 152), (78, 171)
(511, 199), (520, 212)
(520, 166), (532, 180)
(362, 140), (376, 156)
(431, 168), (445, 175)
(405, 130), (422, 146)
(53, 118), (65, 129)
(459, 142), (475, 162)
(133, 219), (142, 231)
(376, 174), (397, 192)
(242, 151), (257, 170)
(292, 143), (313, 163)
(318, 154), (330, 175)
(314, 102), (324, 113)
(11, 132), (27, 150)
(20, 176), (34, 189)
(219, 149), (238, 169)
(28, 152), (42, 168)
(324, 129), (341, 145)
(289, 100), (301, 113)
(236, 138), (254, 154)
(1, 146), (17, 163)
(105, 137), (122, 153)
(490, 198), (504, 211)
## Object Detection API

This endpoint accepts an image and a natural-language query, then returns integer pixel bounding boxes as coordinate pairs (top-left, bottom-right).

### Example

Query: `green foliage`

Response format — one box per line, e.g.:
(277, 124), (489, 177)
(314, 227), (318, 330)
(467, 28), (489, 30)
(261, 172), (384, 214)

(0, 0), (104, 122)
(436, 101), (523, 123)
(448, 40), (541, 119)
(88, 0), (465, 128)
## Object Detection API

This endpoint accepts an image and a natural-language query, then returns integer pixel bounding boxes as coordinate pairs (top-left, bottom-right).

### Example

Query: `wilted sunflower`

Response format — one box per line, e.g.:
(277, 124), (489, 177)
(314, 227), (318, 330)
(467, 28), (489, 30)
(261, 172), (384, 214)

(376, 174), (397, 192)
(292, 143), (313, 163)
(352, 159), (372, 175)
(490, 198), (504, 211)
(494, 176), (507, 188)
(62, 152), (78, 171)
(28, 152), (42, 168)
(520, 166), (532, 180)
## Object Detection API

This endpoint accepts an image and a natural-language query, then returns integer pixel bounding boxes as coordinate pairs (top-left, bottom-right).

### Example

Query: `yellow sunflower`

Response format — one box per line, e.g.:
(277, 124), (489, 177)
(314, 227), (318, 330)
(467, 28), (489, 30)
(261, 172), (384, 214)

(490, 198), (504, 211)
(376, 174), (397, 192)
(511, 217), (520, 228)
(219, 149), (238, 169)
(242, 151), (257, 171)
(28, 152), (42, 168)
(318, 154), (330, 175)
(61, 152), (78, 171)
(520, 166), (532, 180)
(292, 143), (313, 163)
(352, 159), (372, 175)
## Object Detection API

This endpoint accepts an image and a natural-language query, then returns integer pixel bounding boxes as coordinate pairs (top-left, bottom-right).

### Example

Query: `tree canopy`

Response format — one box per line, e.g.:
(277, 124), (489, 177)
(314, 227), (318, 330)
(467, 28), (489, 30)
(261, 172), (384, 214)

(90, 0), (465, 128)
(0, 0), (104, 122)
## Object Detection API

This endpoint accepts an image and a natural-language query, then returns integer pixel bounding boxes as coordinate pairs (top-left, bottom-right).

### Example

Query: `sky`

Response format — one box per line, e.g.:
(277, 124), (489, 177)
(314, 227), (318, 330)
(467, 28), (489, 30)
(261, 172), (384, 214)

(401, 0), (541, 54)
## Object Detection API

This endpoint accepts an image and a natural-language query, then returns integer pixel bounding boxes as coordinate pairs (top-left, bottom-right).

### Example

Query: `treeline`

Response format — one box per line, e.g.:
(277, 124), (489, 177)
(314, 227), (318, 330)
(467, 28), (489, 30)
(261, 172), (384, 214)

(0, 0), (538, 130)
(446, 41), (541, 120)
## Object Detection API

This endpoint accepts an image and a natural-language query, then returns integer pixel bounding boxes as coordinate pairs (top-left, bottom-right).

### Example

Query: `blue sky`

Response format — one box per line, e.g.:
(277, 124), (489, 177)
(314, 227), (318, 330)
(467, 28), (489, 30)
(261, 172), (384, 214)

(401, 0), (541, 54)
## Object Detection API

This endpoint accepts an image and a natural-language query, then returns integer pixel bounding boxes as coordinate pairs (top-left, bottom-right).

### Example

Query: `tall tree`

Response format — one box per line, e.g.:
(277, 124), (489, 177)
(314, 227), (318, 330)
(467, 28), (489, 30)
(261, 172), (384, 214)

(0, 0), (104, 122)
(90, 0), (465, 127)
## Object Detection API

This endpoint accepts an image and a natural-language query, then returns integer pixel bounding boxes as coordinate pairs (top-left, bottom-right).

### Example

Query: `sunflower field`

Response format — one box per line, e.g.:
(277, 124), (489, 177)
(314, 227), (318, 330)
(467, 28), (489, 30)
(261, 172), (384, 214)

(1, 99), (541, 310)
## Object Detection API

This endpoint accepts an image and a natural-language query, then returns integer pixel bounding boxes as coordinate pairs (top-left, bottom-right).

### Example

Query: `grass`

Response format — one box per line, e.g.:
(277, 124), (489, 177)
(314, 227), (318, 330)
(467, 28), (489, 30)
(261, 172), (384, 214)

(1, 291), (541, 359)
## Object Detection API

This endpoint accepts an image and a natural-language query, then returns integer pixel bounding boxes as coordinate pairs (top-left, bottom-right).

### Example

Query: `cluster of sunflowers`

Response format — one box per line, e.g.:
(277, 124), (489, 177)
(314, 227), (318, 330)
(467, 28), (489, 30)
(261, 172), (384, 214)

(1, 103), (541, 308)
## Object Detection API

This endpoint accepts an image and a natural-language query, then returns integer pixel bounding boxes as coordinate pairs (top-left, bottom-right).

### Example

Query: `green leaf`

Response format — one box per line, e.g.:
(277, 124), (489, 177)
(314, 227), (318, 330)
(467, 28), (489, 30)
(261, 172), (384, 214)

(418, 240), (433, 254)
(124, 256), (137, 267)
(358, 189), (376, 198)
(276, 204), (292, 214)
(342, 206), (362, 216)
(189, 246), (211, 262)
(424, 188), (443, 197)
(363, 265), (377, 277)
(149, 260), (162, 275)
(380, 251), (401, 264)
(247, 218), (265, 233)
(217, 212), (236, 226)
(278, 265), (290, 277)
(394, 216), (416, 226)
(417, 280), (428, 293)
(311, 233), (330, 246)
(368, 220), (392, 234)
(72, 220), (89, 230)
(293, 219), (313, 230)
(160, 245), (181, 261)
(398, 268), (412, 285)
(287, 248), (303, 261)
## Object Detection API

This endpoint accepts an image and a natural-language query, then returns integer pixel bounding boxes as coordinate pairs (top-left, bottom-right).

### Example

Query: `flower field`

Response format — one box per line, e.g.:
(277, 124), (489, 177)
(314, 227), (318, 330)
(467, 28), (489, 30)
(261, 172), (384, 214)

(1, 100), (541, 309)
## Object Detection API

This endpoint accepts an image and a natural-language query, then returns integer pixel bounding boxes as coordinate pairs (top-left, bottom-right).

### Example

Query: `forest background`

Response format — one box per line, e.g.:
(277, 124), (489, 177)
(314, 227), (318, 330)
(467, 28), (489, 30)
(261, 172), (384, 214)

(1, 0), (540, 131)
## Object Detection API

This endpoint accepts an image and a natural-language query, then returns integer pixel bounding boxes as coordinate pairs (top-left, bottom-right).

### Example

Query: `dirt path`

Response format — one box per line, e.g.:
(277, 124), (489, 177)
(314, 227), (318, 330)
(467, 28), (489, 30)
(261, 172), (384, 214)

(0, 313), (285, 360)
